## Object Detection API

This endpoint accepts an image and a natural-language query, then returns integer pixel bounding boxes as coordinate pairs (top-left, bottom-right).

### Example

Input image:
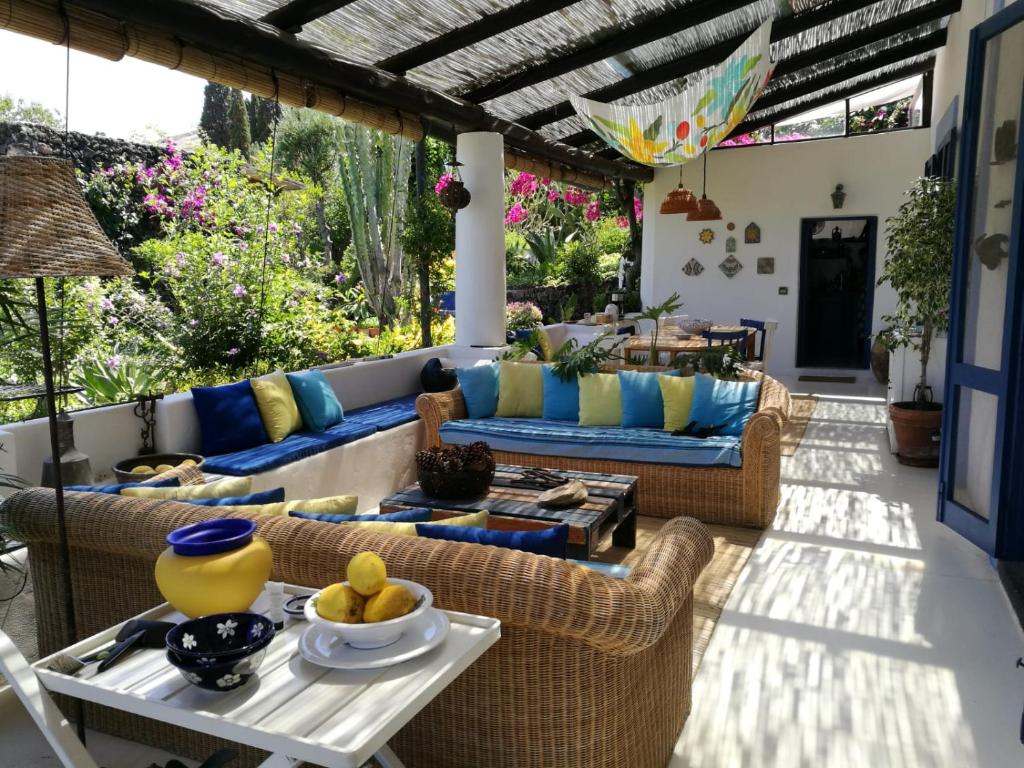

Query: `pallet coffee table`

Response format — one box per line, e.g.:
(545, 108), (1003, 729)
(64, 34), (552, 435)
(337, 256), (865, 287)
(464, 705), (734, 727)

(381, 464), (638, 560)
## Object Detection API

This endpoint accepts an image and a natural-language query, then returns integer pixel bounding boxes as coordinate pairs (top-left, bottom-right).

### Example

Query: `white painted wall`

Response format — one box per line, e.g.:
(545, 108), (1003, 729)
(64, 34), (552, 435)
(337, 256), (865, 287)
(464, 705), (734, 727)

(640, 129), (930, 377)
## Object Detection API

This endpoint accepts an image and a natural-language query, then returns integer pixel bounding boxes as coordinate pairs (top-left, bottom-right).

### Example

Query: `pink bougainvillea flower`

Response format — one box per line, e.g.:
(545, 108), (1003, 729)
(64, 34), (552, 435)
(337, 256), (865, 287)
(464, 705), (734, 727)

(634, 196), (644, 222)
(504, 202), (529, 225)
(564, 187), (588, 206)
(434, 173), (452, 194)
(585, 201), (601, 222)
(540, 177), (551, 186)
(509, 172), (539, 196)
(616, 215), (629, 229)
(547, 188), (561, 202)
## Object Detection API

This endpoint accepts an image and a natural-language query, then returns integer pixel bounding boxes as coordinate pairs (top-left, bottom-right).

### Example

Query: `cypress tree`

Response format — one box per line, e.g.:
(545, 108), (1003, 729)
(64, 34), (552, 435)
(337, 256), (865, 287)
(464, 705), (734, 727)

(198, 82), (231, 147)
(226, 88), (252, 157)
(248, 95), (282, 145)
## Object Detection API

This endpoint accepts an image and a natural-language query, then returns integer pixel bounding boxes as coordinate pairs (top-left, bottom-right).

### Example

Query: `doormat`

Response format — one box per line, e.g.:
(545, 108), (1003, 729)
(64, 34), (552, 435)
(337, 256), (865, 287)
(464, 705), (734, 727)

(798, 375), (856, 383)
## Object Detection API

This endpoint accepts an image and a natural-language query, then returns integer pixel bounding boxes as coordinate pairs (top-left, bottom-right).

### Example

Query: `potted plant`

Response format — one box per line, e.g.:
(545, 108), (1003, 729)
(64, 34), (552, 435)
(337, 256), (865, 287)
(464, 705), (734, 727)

(635, 292), (683, 365)
(877, 177), (956, 466)
(506, 301), (543, 341)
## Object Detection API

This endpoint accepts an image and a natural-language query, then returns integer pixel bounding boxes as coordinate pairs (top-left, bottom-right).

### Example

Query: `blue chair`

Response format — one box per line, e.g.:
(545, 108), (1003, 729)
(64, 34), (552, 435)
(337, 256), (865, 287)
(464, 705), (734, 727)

(739, 318), (767, 361)
(703, 329), (748, 361)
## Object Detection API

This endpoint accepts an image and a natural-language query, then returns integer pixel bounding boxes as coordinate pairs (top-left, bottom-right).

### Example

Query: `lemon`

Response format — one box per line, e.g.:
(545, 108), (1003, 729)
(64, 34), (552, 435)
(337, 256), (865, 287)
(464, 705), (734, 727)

(178, 459), (197, 468)
(363, 584), (416, 623)
(347, 551), (387, 596)
(131, 465), (154, 474)
(315, 583), (365, 623)
(154, 464), (175, 473)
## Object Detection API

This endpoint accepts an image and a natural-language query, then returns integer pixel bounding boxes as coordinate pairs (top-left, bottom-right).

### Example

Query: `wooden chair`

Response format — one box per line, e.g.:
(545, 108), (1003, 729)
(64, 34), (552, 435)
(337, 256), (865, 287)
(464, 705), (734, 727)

(703, 329), (748, 360)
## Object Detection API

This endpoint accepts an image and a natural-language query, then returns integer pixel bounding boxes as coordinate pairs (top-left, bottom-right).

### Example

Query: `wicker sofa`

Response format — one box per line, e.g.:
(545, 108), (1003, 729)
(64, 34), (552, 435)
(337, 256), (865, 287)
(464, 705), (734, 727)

(1, 476), (714, 768)
(417, 370), (791, 529)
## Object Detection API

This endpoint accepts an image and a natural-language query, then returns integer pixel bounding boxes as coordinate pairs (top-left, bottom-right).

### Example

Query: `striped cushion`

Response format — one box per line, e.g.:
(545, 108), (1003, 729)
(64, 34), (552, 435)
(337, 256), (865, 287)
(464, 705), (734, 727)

(439, 417), (741, 467)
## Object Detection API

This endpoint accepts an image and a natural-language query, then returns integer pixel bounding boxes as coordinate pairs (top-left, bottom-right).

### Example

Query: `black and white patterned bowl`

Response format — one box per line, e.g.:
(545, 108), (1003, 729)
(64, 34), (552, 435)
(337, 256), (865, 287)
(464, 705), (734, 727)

(166, 612), (274, 663)
(166, 646), (269, 692)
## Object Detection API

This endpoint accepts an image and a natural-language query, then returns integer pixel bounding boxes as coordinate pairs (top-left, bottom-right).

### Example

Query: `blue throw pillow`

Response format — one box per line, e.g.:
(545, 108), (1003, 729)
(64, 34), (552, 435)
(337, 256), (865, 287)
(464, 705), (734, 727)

(289, 507), (432, 524)
(286, 369), (344, 432)
(66, 477), (180, 494)
(415, 522), (569, 558)
(688, 373), (761, 436)
(568, 559), (632, 579)
(184, 488), (286, 507)
(191, 380), (269, 456)
(618, 369), (679, 428)
(455, 363), (499, 419)
(541, 365), (580, 421)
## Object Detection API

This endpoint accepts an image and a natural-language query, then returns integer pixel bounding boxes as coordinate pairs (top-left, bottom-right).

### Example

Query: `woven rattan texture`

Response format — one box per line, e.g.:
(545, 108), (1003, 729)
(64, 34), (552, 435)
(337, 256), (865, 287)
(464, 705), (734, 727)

(0, 156), (132, 278)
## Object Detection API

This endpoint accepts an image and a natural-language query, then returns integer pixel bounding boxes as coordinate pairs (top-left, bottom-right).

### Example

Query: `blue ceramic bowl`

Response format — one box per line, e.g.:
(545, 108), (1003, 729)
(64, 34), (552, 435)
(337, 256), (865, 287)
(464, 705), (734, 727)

(166, 612), (274, 662)
(166, 644), (269, 692)
(166, 518), (256, 557)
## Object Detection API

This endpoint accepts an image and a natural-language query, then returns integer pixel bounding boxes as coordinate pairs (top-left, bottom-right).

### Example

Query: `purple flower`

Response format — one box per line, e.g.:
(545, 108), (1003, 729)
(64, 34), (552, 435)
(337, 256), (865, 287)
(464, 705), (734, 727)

(189, 318), (199, 327)
(268, 223), (278, 233)
(211, 251), (227, 267)
(280, 253), (291, 264)
(106, 355), (121, 372)
(99, 297), (114, 311)
(226, 347), (240, 356)
(174, 252), (186, 266)
(108, 316), (120, 326)
(232, 284), (247, 298)
(585, 201), (601, 222)
(334, 273), (347, 284)
(238, 242), (248, 251)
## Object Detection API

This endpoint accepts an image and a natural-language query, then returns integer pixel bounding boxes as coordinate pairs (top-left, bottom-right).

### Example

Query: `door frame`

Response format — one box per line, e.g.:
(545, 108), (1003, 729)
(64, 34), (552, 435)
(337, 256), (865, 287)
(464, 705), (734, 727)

(796, 216), (877, 369)
(938, 0), (1024, 559)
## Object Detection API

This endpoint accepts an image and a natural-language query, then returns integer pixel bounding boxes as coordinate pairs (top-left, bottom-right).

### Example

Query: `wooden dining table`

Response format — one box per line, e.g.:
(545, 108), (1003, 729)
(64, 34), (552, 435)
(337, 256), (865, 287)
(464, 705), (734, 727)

(623, 325), (756, 364)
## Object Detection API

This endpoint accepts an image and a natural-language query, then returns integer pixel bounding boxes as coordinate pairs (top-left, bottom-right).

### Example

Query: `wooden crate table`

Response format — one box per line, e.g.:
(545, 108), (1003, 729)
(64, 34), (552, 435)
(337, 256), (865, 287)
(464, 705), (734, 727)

(624, 325), (756, 364)
(381, 465), (638, 560)
(27, 585), (501, 768)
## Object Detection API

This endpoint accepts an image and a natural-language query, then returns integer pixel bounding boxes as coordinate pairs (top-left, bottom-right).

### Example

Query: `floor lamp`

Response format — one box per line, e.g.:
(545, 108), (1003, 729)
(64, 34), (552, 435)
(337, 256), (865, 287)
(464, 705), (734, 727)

(0, 155), (134, 735)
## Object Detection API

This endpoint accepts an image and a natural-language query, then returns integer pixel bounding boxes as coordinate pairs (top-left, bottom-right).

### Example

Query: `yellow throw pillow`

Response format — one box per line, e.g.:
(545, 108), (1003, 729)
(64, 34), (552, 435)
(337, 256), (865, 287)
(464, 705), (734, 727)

(250, 369), (303, 443)
(121, 476), (253, 499)
(660, 375), (696, 432)
(496, 362), (543, 418)
(224, 495), (359, 517)
(578, 373), (622, 426)
(339, 510), (488, 538)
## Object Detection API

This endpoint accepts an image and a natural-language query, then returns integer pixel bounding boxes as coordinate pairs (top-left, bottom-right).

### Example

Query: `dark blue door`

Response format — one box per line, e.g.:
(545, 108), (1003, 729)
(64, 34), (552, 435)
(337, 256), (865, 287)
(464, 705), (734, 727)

(939, 2), (1024, 559)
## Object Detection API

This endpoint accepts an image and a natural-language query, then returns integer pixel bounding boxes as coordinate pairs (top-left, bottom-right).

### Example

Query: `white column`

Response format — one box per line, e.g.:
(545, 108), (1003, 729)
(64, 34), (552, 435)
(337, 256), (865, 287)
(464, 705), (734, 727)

(455, 132), (506, 347)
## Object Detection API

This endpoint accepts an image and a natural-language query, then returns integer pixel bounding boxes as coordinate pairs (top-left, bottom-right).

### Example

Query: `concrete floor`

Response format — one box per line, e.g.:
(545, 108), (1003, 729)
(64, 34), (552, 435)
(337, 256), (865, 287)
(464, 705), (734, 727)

(673, 375), (1024, 767)
(4, 374), (1023, 767)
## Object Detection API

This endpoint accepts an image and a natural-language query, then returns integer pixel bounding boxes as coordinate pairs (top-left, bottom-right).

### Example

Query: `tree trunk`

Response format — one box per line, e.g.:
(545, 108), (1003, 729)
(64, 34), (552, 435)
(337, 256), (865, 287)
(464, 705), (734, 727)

(614, 179), (642, 291)
(414, 141), (432, 348)
(918, 321), (932, 404)
(315, 199), (333, 266)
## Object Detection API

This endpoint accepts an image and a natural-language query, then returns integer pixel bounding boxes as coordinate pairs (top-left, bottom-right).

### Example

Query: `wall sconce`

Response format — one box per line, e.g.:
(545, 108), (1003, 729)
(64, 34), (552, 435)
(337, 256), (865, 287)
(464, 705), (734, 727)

(831, 183), (846, 209)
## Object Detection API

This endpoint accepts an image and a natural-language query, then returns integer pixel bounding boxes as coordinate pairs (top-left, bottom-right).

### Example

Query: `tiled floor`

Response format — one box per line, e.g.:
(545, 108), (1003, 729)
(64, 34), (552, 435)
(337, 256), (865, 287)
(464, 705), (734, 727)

(672, 377), (1024, 768)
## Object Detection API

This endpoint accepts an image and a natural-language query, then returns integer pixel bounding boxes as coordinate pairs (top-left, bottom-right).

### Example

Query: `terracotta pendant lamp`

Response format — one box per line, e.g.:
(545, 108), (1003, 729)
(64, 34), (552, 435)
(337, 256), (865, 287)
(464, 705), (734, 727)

(659, 165), (697, 214)
(687, 151), (723, 222)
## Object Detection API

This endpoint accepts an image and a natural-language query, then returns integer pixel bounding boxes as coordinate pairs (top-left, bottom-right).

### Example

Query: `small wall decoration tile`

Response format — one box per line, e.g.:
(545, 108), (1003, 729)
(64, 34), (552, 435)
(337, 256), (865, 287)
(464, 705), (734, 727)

(725, 236), (737, 253)
(744, 222), (761, 244)
(727, 222), (736, 231)
(719, 254), (743, 279)
(682, 258), (704, 276)
(698, 228), (715, 244)
(757, 257), (775, 275)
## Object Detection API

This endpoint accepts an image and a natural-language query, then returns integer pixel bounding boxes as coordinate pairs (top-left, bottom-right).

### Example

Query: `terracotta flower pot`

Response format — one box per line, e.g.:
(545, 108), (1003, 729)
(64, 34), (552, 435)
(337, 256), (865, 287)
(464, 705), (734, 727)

(889, 401), (943, 467)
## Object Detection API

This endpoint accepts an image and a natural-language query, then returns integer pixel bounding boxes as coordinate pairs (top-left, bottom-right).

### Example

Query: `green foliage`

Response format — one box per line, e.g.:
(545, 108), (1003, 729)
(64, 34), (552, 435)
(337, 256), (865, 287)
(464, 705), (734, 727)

(276, 108), (343, 186)
(506, 301), (543, 331)
(674, 346), (742, 379)
(247, 95), (281, 144)
(635, 292), (684, 362)
(0, 93), (60, 127)
(75, 351), (167, 405)
(558, 293), (578, 323)
(549, 334), (624, 382)
(560, 236), (600, 288)
(199, 82), (231, 147)
(226, 89), (252, 158)
(499, 330), (541, 361)
(878, 177), (956, 395)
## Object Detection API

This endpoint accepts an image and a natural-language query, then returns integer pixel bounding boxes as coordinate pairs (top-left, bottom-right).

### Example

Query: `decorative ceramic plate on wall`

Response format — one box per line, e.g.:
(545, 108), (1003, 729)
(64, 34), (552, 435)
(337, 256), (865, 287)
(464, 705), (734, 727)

(719, 254), (743, 278)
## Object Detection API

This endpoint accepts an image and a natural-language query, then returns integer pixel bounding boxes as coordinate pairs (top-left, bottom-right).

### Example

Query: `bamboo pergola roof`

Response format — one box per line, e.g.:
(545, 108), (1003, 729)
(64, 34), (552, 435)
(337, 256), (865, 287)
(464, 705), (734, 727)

(4, 0), (960, 184)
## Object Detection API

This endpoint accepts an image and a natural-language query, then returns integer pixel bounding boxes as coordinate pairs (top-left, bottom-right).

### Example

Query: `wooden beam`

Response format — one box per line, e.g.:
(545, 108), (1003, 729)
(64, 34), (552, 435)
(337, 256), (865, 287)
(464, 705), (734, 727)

(730, 56), (937, 138)
(459, 0), (755, 103)
(521, 0), (958, 131)
(562, 26), (948, 149)
(64, 0), (652, 182)
(260, 0), (356, 33)
(377, 0), (583, 74)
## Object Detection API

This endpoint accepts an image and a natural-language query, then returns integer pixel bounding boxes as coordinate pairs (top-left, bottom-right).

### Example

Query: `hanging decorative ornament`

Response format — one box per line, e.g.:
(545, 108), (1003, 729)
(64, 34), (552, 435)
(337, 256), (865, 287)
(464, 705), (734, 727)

(660, 165), (698, 214)
(687, 152), (723, 222)
(438, 160), (471, 211)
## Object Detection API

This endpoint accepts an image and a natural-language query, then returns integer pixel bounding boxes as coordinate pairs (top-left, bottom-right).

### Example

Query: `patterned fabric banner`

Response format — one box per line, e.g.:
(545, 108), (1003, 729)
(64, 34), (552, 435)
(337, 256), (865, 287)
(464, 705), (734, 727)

(570, 21), (775, 166)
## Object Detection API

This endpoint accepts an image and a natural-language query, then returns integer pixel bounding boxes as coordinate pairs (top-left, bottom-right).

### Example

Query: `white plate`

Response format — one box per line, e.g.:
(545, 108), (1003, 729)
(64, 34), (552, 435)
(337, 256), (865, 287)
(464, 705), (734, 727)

(298, 608), (451, 670)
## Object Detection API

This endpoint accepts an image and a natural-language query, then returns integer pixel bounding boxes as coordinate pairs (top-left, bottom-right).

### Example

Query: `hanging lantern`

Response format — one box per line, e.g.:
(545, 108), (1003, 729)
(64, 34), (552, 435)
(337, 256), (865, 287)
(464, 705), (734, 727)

(660, 166), (697, 214)
(830, 183), (847, 209)
(686, 153), (722, 221)
(438, 160), (471, 211)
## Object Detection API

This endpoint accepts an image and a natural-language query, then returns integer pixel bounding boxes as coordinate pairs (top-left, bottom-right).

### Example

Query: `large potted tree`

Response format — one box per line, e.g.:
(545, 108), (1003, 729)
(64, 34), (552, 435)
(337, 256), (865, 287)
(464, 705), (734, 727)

(878, 177), (956, 466)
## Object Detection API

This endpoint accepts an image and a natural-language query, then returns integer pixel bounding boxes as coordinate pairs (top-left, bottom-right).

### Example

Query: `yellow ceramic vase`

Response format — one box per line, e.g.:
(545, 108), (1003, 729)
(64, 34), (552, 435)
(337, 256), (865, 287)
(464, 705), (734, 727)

(155, 536), (272, 618)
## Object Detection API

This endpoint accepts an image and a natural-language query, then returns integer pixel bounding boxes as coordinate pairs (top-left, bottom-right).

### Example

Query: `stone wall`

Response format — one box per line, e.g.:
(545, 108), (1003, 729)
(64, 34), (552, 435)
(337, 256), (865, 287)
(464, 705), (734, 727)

(0, 122), (164, 174)
(506, 280), (618, 322)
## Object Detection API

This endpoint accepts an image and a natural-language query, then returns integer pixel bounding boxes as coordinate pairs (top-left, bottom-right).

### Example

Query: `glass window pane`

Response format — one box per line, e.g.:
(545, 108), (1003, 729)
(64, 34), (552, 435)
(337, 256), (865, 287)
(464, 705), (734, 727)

(848, 76), (921, 134)
(774, 101), (845, 142)
(719, 127), (772, 147)
(961, 22), (1024, 370)
(952, 387), (1000, 520)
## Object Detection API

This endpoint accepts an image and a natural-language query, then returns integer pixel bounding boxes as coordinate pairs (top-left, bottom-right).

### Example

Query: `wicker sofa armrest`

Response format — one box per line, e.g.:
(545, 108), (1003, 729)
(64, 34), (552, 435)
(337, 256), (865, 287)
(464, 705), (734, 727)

(416, 389), (467, 448)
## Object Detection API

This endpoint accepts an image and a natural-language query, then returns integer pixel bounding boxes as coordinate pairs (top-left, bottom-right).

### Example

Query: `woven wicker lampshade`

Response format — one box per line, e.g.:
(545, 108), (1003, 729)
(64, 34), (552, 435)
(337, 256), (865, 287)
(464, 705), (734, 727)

(0, 156), (133, 278)
(686, 195), (723, 222)
(659, 184), (698, 214)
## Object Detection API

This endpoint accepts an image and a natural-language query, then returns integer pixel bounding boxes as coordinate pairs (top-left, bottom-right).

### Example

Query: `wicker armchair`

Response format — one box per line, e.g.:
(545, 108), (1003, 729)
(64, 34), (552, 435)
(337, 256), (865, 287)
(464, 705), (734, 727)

(417, 370), (791, 529)
(1, 489), (714, 768)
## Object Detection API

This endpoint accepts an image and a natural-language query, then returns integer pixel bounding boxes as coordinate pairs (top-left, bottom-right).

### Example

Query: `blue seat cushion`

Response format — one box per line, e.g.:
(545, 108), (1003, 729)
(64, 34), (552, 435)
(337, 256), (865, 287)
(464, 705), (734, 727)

(415, 522), (569, 558)
(689, 373), (761, 436)
(289, 507), (432, 524)
(67, 477), (179, 494)
(344, 394), (420, 431)
(182, 489), (286, 506)
(439, 417), (742, 467)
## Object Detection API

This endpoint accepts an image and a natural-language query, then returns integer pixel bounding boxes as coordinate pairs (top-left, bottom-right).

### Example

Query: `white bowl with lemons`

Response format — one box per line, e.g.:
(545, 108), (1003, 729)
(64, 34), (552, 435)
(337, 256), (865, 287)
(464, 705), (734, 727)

(305, 578), (432, 649)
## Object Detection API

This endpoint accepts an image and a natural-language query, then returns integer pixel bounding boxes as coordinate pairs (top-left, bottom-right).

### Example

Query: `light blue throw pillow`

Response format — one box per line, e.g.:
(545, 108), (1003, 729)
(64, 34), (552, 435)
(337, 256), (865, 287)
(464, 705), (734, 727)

(688, 373), (761, 436)
(286, 369), (344, 432)
(541, 364), (579, 421)
(618, 369), (679, 428)
(456, 363), (499, 419)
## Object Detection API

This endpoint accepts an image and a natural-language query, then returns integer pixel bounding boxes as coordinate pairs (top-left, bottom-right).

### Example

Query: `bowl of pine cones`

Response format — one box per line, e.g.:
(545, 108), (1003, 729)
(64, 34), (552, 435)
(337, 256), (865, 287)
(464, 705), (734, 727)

(415, 442), (496, 499)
